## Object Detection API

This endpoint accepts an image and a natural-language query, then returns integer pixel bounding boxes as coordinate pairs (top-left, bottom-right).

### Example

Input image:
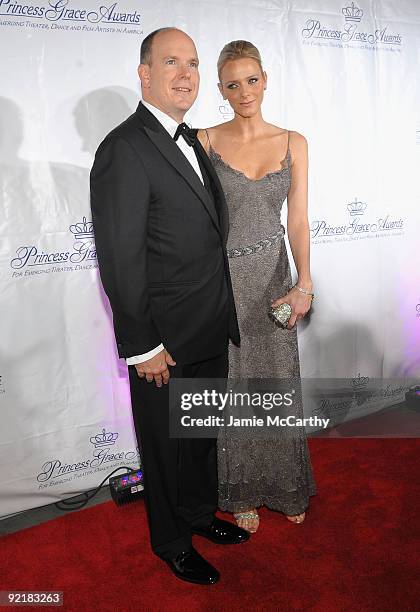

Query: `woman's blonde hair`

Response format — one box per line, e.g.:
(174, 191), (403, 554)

(217, 40), (263, 81)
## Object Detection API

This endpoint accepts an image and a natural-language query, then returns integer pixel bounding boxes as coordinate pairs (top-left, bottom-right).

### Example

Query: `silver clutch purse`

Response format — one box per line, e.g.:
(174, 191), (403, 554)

(269, 303), (292, 328)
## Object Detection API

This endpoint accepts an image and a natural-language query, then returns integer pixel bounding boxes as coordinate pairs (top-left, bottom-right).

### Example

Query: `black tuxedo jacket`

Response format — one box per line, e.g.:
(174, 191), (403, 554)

(90, 102), (239, 365)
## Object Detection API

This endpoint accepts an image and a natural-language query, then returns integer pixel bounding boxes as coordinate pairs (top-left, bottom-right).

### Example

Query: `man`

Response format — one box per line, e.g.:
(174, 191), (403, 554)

(90, 28), (247, 585)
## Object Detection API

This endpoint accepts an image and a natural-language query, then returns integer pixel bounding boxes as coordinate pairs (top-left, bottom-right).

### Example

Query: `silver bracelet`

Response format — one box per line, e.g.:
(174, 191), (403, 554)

(293, 284), (314, 298)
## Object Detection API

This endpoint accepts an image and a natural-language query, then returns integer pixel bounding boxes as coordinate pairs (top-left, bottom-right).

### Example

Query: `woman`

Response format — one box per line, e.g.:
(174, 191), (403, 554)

(198, 40), (316, 533)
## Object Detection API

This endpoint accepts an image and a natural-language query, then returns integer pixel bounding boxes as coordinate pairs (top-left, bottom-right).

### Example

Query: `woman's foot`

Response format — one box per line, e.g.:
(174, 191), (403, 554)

(286, 512), (305, 524)
(233, 509), (260, 533)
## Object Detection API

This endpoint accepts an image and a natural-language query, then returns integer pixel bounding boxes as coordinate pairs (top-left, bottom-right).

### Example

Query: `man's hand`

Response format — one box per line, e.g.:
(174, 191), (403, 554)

(134, 350), (176, 387)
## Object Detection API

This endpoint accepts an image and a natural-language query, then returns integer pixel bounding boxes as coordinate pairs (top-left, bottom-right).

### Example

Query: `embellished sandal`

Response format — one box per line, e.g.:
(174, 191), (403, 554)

(286, 512), (305, 524)
(233, 509), (260, 533)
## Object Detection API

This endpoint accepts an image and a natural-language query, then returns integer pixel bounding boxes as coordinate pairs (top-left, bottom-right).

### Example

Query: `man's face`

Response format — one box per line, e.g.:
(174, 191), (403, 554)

(139, 29), (200, 122)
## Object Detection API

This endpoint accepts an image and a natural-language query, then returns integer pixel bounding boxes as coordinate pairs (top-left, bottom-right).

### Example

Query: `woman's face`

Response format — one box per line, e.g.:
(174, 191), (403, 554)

(218, 57), (266, 118)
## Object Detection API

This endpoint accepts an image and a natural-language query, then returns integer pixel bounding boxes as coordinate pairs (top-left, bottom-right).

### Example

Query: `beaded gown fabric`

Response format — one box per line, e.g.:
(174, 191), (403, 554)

(207, 133), (316, 514)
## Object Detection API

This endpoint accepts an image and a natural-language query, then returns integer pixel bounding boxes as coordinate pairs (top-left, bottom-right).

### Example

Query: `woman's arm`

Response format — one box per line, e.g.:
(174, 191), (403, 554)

(287, 131), (312, 291)
(271, 131), (313, 328)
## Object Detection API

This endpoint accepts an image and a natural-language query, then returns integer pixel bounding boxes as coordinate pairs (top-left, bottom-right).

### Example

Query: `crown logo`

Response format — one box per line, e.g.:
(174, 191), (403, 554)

(69, 216), (94, 240)
(347, 198), (367, 216)
(352, 373), (369, 389)
(342, 2), (363, 22)
(90, 428), (118, 448)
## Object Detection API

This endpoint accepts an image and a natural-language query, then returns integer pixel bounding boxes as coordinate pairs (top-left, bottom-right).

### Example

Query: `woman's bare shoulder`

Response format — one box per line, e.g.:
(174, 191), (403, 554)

(289, 132), (308, 165)
(197, 123), (231, 151)
(289, 130), (308, 147)
(267, 123), (307, 144)
(287, 131), (308, 167)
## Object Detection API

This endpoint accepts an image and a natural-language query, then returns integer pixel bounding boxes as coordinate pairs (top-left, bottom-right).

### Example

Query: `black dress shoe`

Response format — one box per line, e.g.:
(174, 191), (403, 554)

(165, 547), (220, 585)
(191, 517), (250, 544)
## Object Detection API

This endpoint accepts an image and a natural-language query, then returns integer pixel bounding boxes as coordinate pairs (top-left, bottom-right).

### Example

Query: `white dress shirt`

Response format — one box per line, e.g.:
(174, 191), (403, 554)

(126, 100), (204, 366)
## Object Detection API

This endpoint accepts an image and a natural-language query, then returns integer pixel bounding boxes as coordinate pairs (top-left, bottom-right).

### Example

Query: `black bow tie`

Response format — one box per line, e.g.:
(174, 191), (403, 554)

(173, 122), (197, 147)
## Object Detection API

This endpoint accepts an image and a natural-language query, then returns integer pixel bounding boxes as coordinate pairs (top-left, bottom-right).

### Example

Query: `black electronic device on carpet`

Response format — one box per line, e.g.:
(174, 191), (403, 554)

(109, 469), (144, 505)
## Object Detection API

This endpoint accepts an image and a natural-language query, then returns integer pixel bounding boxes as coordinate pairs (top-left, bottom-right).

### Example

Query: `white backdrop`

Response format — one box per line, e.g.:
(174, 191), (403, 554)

(1, 0), (419, 517)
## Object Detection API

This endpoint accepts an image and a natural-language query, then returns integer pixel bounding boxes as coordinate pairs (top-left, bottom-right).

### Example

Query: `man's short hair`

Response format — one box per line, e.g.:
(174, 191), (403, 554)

(140, 27), (177, 65)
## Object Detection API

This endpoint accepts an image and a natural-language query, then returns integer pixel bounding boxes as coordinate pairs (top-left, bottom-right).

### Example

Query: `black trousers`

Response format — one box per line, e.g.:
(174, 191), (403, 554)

(128, 351), (228, 559)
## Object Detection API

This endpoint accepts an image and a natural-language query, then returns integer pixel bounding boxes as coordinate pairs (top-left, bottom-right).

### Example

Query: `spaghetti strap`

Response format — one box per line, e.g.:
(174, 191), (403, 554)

(204, 128), (212, 152)
(286, 130), (291, 165)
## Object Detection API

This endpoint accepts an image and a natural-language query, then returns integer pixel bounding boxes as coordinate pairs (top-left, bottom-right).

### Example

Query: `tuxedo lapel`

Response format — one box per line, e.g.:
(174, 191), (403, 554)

(135, 103), (220, 234)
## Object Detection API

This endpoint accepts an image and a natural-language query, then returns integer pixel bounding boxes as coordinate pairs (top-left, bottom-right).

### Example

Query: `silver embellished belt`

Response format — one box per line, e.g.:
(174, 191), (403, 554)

(227, 226), (285, 258)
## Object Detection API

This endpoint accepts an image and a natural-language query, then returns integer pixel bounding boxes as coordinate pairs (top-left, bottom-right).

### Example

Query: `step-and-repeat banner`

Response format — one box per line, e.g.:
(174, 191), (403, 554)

(1, 0), (419, 517)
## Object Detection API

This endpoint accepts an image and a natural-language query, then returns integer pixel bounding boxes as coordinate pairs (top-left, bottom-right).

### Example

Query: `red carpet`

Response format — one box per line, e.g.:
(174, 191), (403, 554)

(1, 439), (419, 611)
